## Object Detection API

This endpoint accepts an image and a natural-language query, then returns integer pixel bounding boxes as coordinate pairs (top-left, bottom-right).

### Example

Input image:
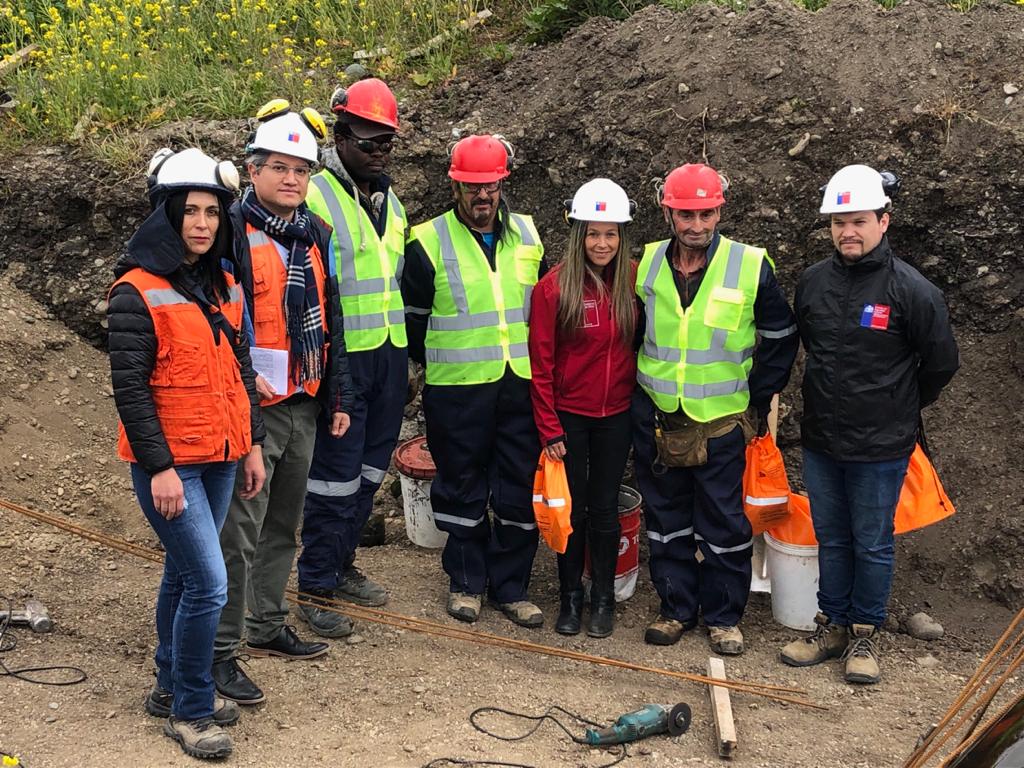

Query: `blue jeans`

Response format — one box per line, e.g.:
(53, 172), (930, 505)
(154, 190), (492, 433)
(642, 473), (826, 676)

(132, 461), (237, 720)
(802, 449), (910, 628)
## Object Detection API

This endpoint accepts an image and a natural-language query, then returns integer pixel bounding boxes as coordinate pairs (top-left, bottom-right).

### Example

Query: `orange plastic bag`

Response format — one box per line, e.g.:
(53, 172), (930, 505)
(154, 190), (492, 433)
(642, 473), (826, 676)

(743, 434), (791, 535)
(532, 453), (573, 554)
(767, 492), (818, 546)
(894, 444), (955, 534)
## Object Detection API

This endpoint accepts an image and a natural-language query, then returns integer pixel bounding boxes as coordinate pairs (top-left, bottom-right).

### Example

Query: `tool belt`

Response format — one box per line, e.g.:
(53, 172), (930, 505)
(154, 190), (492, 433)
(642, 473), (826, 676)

(653, 409), (754, 468)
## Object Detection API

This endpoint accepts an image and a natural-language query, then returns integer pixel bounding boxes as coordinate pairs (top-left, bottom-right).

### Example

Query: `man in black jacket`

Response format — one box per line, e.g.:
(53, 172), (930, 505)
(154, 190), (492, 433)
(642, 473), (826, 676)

(781, 164), (959, 684)
(213, 104), (355, 705)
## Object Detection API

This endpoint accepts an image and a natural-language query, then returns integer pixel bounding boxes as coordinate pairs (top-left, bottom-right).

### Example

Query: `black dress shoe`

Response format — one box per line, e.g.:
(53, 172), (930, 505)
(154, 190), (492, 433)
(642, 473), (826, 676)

(555, 590), (584, 635)
(246, 625), (328, 660)
(212, 658), (265, 705)
(587, 594), (615, 638)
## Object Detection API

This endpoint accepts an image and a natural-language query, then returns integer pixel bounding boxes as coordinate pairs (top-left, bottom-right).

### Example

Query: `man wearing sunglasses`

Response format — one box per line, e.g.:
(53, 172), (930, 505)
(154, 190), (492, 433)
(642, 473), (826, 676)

(402, 134), (548, 629)
(213, 102), (354, 705)
(297, 78), (409, 638)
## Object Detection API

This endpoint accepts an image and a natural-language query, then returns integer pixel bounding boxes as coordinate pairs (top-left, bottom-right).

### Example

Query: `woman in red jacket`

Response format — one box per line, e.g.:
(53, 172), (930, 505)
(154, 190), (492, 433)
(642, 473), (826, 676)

(529, 178), (638, 637)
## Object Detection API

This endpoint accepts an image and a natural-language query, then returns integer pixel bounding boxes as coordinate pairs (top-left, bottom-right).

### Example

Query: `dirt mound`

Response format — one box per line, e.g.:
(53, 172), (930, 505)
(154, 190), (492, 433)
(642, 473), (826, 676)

(1, 0), (1023, 617)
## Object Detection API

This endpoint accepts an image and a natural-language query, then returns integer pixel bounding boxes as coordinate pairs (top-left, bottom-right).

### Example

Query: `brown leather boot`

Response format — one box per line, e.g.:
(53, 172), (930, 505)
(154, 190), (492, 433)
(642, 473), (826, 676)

(780, 612), (848, 667)
(843, 624), (881, 684)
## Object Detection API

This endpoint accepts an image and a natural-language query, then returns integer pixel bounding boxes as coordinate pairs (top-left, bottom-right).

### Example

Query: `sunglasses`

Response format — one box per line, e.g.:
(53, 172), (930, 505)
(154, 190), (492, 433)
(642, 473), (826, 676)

(350, 136), (394, 154)
(461, 181), (501, 194)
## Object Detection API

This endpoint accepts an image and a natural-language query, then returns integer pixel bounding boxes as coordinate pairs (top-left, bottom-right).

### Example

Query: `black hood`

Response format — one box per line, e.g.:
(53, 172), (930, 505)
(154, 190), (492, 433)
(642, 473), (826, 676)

(115, 201), (186, 278)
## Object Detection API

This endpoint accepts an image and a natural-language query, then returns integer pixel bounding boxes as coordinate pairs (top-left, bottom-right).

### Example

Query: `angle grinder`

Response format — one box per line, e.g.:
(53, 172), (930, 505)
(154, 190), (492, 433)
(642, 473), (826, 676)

(584, 702), (692, 746)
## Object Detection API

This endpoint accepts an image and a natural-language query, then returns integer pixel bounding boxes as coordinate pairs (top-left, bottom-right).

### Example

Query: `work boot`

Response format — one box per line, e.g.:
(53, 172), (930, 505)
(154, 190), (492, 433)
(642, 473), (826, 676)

(447, 592), (482, 623)
(555, 589), (584, 635)
(163, 716), (232, 760)
(212, 658), (265, 705)
(708, 625), (744, 656)
(587, 529), (619, 639)
(645, 616), (686, 646)
(555, 529), (587, 636)
(145, 687), (240, 726)
(780, 612), (848, 667)
(843, 624), (882, 684)
(498, 600), (544, 628)
(336, 565), (388, 607)
(246, 624), (329, 660)
(298, 588), (355, 638)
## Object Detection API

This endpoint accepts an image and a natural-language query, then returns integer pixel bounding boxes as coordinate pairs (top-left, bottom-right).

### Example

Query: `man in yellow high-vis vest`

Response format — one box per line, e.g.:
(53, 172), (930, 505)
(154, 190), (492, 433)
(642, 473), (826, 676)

(402, 134), (547, 628)
(298, 79), (409, 636)
(634, 164), (798, 654)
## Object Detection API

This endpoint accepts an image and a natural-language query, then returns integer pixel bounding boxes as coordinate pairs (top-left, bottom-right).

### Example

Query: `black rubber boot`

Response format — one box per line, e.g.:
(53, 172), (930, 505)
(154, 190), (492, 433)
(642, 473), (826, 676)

(555, 528), (587, 635)
(555, 589), (584, 635)
(587, 529), (619, 638)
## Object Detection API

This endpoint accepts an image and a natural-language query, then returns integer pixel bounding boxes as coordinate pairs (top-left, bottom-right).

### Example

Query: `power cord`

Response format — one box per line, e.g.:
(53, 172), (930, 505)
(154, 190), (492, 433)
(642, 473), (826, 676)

(423, 705), (628, 768)
(0, 595), (87, 686)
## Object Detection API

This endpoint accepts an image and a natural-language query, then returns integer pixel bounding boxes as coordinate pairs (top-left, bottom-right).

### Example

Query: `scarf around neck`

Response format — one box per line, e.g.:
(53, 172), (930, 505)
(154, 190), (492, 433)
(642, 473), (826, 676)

(240, 187), (325, 387)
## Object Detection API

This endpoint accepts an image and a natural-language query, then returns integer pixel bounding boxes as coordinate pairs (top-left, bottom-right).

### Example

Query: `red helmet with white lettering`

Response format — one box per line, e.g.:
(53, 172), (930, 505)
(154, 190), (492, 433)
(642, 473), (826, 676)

(448, 135), (511, 184)
(661, 164), (725, 210)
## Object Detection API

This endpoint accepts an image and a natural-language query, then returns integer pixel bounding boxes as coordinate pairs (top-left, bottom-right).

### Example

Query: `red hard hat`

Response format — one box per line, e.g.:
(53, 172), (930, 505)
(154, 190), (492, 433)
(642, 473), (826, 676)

(448, 135), (510, 183)
(661, 164), (725, 210)
(333, 78), (398, 131)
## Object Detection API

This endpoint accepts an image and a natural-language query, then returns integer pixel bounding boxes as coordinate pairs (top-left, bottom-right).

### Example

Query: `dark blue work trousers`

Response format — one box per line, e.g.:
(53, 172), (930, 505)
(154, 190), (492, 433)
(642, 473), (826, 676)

(298, 341), (407, 591)
(423, 368), (539, 604)
(631, 390), (753, 628)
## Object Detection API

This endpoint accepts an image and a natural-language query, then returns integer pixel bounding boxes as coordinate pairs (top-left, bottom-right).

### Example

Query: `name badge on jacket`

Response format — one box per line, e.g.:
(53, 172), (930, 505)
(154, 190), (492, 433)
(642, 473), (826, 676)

(860, 303), (890, 330)
(583, 299), (600, 329)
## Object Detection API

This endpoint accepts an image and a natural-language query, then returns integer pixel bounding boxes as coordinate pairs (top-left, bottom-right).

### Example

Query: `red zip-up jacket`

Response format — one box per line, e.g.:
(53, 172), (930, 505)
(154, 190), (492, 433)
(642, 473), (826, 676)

(528, 262), (638, 445)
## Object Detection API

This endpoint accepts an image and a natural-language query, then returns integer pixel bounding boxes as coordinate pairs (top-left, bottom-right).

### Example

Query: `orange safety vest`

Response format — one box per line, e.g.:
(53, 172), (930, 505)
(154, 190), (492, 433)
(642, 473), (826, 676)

(246, 224), (329, 406)
(114, 268), (252, 466)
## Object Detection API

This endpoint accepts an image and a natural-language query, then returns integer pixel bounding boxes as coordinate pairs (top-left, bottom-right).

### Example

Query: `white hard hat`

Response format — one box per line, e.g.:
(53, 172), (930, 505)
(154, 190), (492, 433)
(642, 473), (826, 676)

(820, 164), (891, 215)
(147, 147), (239, 207)
(569, 178), (634, 223)
(248, 110), (321, 164)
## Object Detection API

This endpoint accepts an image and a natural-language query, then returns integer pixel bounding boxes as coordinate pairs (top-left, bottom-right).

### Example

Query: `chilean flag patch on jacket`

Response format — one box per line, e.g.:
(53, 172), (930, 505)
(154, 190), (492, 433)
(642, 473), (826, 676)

(860, 303), (890, 330)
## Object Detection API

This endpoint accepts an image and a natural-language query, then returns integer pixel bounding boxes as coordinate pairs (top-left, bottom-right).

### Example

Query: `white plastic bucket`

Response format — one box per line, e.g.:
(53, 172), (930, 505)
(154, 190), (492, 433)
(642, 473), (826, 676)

(400, 474), (447, 549)
(763, 531), (819, 631)
(394, 436), (447, 549)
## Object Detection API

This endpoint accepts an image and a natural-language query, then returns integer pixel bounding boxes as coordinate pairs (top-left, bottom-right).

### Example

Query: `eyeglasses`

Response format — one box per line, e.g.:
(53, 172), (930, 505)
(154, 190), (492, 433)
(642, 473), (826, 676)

(350, 137), (394, 155)
(260, 162), (313, 179)
(461, 181), (501, 194)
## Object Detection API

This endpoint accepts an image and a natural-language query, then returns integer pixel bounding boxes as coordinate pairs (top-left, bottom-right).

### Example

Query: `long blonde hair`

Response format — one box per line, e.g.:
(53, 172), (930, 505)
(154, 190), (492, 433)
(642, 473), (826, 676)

(556, 219), (635, 344)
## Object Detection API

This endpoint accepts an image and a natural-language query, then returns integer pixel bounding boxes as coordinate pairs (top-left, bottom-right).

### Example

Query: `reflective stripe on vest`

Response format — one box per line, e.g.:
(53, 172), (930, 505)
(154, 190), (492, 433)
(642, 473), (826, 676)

(113, 268), (252, 466)
(636, 236), (764, 421)
(246, 225), (327, 405)
(307, 172), (407, 352)
(410, 209), (544, 386)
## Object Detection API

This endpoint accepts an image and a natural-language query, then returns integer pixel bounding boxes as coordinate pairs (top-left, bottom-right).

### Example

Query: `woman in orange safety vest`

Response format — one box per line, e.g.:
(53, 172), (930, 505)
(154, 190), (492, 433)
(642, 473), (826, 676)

(107, 148), (266, 760)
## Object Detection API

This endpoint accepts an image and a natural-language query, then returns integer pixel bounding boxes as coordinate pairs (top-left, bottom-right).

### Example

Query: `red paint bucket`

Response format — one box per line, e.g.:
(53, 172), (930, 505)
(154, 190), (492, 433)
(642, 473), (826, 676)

(584, 485), (643, 602)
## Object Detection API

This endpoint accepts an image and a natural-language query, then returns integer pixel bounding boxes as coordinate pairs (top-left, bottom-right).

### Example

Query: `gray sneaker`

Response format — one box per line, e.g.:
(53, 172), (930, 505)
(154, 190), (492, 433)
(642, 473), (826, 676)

(336, 566), (388, 607)
(163, 716), (232, 759)
(298, 591), (354, 638)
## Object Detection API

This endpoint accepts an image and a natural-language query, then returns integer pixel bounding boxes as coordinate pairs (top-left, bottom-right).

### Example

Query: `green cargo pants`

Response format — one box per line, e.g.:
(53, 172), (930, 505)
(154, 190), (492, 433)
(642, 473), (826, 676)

(214, 397), (319, 659)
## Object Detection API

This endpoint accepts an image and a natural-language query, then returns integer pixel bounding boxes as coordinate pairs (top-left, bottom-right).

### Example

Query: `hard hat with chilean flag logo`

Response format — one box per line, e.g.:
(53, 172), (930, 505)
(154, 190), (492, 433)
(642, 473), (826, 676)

(660, 163), (726, 210)
(331, 78), (399, 132)
(448, 134), (512, 184)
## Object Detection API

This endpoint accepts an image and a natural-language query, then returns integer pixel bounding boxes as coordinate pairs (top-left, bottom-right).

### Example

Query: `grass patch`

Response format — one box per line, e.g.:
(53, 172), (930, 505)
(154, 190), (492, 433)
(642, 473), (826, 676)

(0, 0), (487, 142)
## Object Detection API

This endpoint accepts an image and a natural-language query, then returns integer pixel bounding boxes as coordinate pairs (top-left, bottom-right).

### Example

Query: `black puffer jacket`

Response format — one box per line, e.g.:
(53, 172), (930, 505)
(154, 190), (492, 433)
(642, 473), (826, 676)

(108, 202), (266, 476)
(795, 236), (960, 461)
(229, 200), (354, 416)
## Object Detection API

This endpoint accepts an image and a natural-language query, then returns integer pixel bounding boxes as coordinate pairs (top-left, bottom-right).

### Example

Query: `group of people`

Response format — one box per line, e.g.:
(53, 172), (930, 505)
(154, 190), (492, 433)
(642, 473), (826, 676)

(108, 76), (960, 761)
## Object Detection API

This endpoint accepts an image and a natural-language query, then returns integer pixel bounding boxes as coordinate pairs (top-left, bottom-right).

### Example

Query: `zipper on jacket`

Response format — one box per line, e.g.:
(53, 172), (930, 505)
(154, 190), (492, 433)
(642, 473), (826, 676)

(833, 268), (852, 446)
(602, 300), (612, 417)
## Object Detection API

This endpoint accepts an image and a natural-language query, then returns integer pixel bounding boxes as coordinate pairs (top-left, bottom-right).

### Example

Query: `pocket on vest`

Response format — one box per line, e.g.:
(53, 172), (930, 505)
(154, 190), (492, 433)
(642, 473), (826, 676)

(704, 286), (745, 332)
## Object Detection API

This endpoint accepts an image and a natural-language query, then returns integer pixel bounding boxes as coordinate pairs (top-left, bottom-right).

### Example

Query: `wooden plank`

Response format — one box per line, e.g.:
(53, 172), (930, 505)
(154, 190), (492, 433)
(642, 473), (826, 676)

(707, 656), (738, 758)
(0, 44), (37, 81)
(767, 392), (779, 440)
